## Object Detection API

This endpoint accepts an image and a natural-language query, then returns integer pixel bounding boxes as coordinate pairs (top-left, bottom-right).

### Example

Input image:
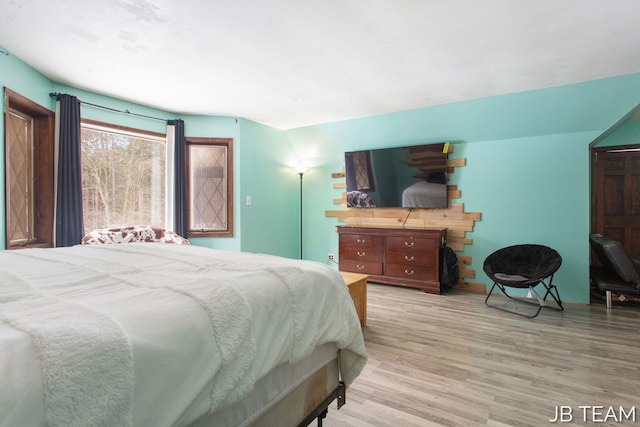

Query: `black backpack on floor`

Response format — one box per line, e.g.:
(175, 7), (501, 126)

(440, 246), (459, 290)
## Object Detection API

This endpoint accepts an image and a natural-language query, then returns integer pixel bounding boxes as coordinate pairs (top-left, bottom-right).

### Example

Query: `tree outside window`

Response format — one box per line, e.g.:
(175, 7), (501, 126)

(80, 120), (166, 233)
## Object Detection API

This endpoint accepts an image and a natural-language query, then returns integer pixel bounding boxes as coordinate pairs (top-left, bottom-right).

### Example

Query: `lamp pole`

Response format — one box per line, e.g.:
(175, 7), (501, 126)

(299, 171), (304, 259)
(295, 165), (307, 259)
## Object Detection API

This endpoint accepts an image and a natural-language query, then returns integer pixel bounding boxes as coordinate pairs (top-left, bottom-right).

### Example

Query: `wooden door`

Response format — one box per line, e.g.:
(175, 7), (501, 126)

(592, 145), (640, 260)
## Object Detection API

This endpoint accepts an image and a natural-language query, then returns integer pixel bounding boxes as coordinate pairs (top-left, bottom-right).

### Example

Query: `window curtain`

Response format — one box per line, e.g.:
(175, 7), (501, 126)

(169, 119), (187, 238)
(55, 94), (84, 247)
(344, 151), (356, 191)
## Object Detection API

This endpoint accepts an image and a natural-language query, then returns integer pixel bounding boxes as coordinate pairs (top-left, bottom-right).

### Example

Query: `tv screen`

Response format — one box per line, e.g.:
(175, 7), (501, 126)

(345, 143), (448, 209)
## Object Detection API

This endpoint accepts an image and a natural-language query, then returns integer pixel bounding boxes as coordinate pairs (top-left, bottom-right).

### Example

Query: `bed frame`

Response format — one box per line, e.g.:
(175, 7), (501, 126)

(250, 358), (346, 427)
(191, 354), (348, 427)
(298, 382), (345, 427)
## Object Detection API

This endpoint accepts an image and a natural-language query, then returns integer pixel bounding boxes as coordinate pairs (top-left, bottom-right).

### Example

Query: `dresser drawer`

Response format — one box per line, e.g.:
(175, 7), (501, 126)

(386, 250), (435, 266)
(340, 246), (383, 262)
(386, 236), (436, 254)
(339, 234), (383, 249)
(385, 263), (437, 281)
(340, 259), (383, 275)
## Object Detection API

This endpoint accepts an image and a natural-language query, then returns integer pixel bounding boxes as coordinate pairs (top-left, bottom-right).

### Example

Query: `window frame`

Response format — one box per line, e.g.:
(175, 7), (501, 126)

(185, 137), (234, 238)
(4, 88), (55, 249)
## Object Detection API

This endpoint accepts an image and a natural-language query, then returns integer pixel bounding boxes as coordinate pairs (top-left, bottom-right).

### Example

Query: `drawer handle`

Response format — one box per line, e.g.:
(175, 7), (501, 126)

(404, 255), (414, 261)
(356, 238), (365, 243)
(357, 251), (366, 257)
(356, 264), (365, 270)
(404, 269), (415, 276)
(405, 241), (414, 248)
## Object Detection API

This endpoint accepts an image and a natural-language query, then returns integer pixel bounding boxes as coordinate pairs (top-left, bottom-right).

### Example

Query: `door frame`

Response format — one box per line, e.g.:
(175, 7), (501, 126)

(590, 143), (640, 257)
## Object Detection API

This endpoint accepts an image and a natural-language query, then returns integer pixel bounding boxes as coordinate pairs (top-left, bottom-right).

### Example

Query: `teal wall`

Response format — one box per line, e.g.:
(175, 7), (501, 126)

(3, 43), (640, 303)
(236, 119), (299, 257)
(0, 46), (298, 257)
(285, 74), (640, 304)
(53, 84), (173, 134)
(591, 104), (640, 148)
(0, 45), (55, 109)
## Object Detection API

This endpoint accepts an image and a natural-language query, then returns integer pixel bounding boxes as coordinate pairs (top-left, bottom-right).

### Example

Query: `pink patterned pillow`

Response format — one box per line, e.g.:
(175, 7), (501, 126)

(81, 225), (190, 245)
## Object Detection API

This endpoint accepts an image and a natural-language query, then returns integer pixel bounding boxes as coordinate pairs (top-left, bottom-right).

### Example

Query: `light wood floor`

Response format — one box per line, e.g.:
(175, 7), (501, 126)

(325, 283), (640, 426)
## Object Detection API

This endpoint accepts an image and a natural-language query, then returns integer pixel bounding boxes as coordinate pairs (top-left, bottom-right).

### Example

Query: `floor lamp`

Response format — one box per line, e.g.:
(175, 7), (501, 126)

(296, 165), (307, 259)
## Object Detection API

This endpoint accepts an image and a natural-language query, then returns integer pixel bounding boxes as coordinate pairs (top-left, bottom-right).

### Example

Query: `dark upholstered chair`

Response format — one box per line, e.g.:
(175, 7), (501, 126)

(589, 233), (640, 309)
(483, 244), (564, 318)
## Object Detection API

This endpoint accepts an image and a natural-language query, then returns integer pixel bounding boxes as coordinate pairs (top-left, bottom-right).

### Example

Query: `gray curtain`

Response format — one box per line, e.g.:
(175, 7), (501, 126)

(169, 119), (187, 237)
(55, 94), (84, 247)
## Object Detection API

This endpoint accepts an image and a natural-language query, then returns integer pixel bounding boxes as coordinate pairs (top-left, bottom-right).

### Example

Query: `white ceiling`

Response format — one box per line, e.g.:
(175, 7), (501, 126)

(1, 0), (640, 130)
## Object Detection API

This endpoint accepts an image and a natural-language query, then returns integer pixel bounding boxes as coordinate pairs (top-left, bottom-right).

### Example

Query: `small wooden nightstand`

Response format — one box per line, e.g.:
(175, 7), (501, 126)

(340, 271), (368, 327)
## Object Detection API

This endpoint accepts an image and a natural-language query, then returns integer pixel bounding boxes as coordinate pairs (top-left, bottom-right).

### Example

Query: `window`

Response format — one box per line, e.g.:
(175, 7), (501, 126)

(4, 88), (55, 249)
(186, 137), (233, 237)
(80, 120), (166, 232)
(350, 150), (375, 192)
(7, 109), (34, 244)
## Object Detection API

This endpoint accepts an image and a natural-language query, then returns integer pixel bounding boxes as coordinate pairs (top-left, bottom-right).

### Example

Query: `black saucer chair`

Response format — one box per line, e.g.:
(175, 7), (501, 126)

(483, 244), (564, 318)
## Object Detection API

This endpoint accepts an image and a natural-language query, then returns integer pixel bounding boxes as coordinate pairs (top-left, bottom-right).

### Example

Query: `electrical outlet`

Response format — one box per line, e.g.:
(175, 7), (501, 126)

(328, 253), (335, 261)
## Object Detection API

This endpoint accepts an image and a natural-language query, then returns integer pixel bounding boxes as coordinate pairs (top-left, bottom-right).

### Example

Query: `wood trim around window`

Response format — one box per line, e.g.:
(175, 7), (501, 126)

(4, 88), (55, 249)
(185, 137), (233, 238)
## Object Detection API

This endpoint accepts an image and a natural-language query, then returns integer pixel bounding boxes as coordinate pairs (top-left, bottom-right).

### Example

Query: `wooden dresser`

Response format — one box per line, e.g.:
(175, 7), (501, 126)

(337, 226), (447, 294)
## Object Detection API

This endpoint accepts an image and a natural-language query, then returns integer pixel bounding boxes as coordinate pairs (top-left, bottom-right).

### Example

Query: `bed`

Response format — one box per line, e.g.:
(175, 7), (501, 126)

(401, 181), (447, 208)
(0, 241), (367, 427)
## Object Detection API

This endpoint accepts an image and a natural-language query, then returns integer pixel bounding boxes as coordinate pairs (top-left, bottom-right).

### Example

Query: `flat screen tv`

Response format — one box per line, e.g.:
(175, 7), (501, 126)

(345, 143), (448, 209)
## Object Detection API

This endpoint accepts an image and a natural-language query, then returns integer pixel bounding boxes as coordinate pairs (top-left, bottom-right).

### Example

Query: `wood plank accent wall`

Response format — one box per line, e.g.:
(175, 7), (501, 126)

(325, 146), (484, 292)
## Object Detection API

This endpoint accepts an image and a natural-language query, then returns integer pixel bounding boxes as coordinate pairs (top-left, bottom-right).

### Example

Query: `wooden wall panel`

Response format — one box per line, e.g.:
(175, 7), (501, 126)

(325, 152), (484, 292)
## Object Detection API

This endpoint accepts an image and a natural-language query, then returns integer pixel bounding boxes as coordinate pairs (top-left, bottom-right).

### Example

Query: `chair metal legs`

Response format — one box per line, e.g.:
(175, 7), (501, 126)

(484, 275), (564, 318)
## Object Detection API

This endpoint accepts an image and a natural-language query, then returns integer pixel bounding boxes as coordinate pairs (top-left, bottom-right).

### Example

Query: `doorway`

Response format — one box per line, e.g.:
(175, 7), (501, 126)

(591, 145), (640, 260)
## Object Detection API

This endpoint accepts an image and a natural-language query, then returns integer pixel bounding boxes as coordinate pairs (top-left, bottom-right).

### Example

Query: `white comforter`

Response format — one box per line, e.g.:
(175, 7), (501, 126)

(0, 244), (367, 427)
